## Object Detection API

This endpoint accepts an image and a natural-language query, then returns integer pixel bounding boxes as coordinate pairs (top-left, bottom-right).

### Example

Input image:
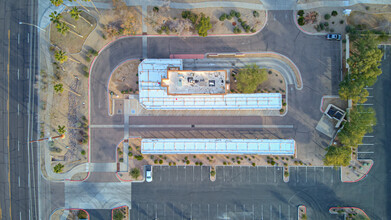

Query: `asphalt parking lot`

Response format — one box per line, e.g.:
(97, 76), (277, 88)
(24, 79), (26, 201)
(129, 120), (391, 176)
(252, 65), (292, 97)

(131, 165), (341, 220)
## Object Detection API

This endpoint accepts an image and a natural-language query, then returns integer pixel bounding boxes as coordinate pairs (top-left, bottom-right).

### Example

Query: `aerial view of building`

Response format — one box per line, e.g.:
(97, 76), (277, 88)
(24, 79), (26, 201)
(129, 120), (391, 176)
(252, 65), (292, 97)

(0, 0), (390, 219)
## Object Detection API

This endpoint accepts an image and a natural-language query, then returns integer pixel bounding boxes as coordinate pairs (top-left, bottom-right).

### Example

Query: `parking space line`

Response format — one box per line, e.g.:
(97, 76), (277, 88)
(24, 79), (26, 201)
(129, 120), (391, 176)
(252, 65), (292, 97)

(266, 167), (268, 182)
(226, 204), (228, 219)
(279, 204), (281, 220)
(358, 143), (374, 146)
(190, 203), (192, 219)
(288, 205), (290, 219)
(201, 166), (203, 181)
(364, 135), (374, 138)
(270, 205), (272, 220)
(208, 204), (210, 220)
(146, 203), (149, 219)
(261, 204), (264, 220)
(193, 166), (194, 182)
(256, 166), (259, 182)
(296, 167), (299, 183)
(155, 203), (158, 220)
(217, 204), (219, 219)
(358, 151), (374, 153)
(164, 203), (166, 218)
(240, 167), (242, 182)
(323, 167), (325, 183)
(331, 168), (334, 183)
(184, 166), (187, 182)
(314, 167), (316, 183)
(249, 167), (251, 183)
(305, 167), (308, 183)
(357, 103), (374, 106)
(177, 166), (179, 182)
(274, 167), (276, 183)
(137, 203), (140, 220)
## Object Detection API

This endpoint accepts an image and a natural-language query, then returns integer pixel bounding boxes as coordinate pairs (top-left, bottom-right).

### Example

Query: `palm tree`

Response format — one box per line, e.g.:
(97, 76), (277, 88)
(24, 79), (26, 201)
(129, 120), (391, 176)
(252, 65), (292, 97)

(68, 0), (90, 12)
(54, 50), (68, 63)
(54, 83), (64, 93)
(50, 0), (64, 7)
(70, 7), (92, 26)
(57, 125), (66, 135)
(50, 11), (76, 28)
(56, 22), (83, 38)
(82, 0), (100, 15)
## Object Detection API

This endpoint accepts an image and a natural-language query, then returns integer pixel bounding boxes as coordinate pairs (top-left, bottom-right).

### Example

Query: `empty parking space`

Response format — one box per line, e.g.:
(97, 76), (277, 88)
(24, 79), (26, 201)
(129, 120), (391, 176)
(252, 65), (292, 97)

(131, 201), (298, 220)
(151, 166), (211, 184)
(288, 167), (340, 185)
(215, 166), (283, 184)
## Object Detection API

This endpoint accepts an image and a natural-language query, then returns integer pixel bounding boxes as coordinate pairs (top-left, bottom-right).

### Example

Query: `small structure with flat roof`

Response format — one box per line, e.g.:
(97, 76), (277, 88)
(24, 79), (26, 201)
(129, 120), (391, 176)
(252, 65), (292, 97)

(141, 139), (296, 155)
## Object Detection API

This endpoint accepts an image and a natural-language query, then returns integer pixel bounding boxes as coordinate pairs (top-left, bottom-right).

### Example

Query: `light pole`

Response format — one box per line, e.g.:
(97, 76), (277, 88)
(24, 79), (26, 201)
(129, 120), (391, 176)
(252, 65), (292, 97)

(19, 21), (46, 32)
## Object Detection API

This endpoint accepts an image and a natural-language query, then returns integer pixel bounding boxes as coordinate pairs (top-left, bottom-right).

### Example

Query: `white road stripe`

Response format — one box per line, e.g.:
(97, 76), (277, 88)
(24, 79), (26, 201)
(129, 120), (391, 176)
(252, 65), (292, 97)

(17, 69), (19, 80)
(358, 151), (374, 154)
(364, 135), (374, 138)
(18, 33), (20, 44)
(18, 104), (19, 115)
(358, 143), (374, 146)
(364, 87), (373, 90)
(27, 33), (29, 43)
(18, 141), (20, 151)
(357, 103), (373, 106)
(27, 69), (29, 79)
(18, 176), (20, 187)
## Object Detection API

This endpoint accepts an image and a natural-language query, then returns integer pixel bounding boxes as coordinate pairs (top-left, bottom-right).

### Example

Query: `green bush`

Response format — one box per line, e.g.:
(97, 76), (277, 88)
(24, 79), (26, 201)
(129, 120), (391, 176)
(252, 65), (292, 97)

(153, 6), (159, 12)
(284, 171), (289, 177)
(128, 152), (133, 157)
(227, 15), (232, 20)
(219, 13), (227, 21)
(77, 210), (88, 219)
(210, 170), (216, 177)
(186, 160), (190, 164)
(238, 18), (242, 23)
(235, 12), (241, 18)
(250, 28), (256, 33)
(323, 146), (351, 166)
(53, 163), (64, 173)
(340, 20), (344, 24)
(134, 155), (144, 161)
(159, 159), (163, 164)
(81, 150), (86, 155)
(324, 14), (331, 20)
(331, 10), (338, 16)
(230, 10), (236, 17)
(130, 168), (140, 179)
(280, 109), (284, 113)
(297, 17), (306, 26)
(154, 159), (158, 164)
(324, 22), (329, 27)
(320, 23), (325, 30)
(252, 163), (256, 167)
(297, 10), (304, 16)
(182, 11), (190, 19)
(233, 26), (241, 34)
(236, 64), (267, 93)
(85, 56), (91, 62)
(253, 11), (260, 18)
(157, 29), (162, 34)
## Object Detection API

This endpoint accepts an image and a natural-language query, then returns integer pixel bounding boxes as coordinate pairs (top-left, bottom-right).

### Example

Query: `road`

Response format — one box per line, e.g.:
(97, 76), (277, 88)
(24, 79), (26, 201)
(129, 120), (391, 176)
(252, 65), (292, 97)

(0, 0), (40, 219)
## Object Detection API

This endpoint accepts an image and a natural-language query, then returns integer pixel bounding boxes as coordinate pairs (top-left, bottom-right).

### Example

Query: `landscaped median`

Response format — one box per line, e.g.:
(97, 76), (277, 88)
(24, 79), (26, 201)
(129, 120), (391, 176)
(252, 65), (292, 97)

(50, 208), (89, 220)
(329, 207), (370, 220)
(115, 138), (313, 182)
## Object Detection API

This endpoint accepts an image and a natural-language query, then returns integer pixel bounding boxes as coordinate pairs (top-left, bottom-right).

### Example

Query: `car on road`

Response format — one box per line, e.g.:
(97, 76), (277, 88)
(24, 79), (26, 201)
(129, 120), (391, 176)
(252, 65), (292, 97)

(326, 34), (342, 41)
(145, 165), (153, 182)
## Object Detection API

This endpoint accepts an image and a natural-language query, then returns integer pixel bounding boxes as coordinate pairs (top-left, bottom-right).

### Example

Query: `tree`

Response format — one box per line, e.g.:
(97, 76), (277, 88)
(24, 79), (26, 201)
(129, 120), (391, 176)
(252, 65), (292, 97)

(82, 0), (100, 14)
(236, 64), (268, 93)
(54, 50), (68, 63)
(338, 79), (369, 103)
(50, 0), (63, 7)
(56, 22), (70, 35)
(53, 163), (64, 173)
(70, 6), (92, 26)
(323, 146), (351, 167)
(54, 83), (64, 93)
(50, 11), (76, 28)
(130, 168), (140, 179)
(196, 13), (212, 37)
(57, 125), (67, 134)
(338, 106), (376, 148)
(68, 0), (90, 12)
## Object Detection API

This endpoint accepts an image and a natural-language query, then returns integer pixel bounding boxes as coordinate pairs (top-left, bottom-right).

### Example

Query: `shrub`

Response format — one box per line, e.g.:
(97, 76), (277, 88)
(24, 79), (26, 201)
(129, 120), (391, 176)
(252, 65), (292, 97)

(283, 102), (287, 106)
(250, 28), (256, 33)
(253, 11), (260, 17)
(324, 22), (329, 27)
(159, 159), (163, 164)
(130, 168), (140, 179)
(134, 155), (144, 161)
(210, 170), (216, 177)
(81, 150), (86, 155)
(252, 163), (256, 167)
(235, 12), (241, 18)
(237, 161), (241, 164)
(297, 17), (305, 26)
(219, 13), (227, 21)
(284, 171), (289, 177)
(199, 162), (203, 166)
(186, 160), (190, 164)
(154, 159), (158, 164)
(238, 18), (242, 23)
(280, 109), (284, 113)
(233, 26), (241, 34)
(223, 162), (227, 165)
(270, 161), (276, 166)
(340, 20), (344, 24)
(324, 14), (331, 20)
(182, 11), (191, 19)
(153, 6), (159, 12)
(85, 56), (91, 62)
(77, 210), (88, 219)
(331, 10), (338, 16)
(227, 15), (232, 20)
(196, 13), (212, 37)
(320, 23), (325, 30)
(128, 152), (133, 157)
(230, 10), (236, 17)
(297, 10), (304, 16)
(53, 163), (64, 173)
(157, 29), (163, 35)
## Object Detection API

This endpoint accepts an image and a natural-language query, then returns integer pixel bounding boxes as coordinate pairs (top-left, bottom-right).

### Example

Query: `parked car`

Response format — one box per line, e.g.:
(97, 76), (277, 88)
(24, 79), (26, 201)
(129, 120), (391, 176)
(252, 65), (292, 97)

(145, 165), (153, 182)
(326, 34), (342, 41)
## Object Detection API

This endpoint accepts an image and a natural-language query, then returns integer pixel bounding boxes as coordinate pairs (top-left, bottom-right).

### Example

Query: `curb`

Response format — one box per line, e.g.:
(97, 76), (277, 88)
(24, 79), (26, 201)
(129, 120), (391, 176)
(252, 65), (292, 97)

(50, 208), (90, 220)
(298, 205), (307, 220)
(111, 205), (129, 220)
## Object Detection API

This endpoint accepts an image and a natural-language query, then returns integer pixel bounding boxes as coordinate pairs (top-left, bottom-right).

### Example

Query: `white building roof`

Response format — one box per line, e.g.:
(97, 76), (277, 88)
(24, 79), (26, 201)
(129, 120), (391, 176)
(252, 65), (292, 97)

(141, 139), (295, 155)
(138, 59), (282, 110)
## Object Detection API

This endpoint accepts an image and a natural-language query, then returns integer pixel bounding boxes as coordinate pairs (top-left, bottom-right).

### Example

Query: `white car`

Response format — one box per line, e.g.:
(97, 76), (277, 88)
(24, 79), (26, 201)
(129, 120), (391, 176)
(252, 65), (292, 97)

(326, 34), (341, 41)
(145, 165), (153, 182)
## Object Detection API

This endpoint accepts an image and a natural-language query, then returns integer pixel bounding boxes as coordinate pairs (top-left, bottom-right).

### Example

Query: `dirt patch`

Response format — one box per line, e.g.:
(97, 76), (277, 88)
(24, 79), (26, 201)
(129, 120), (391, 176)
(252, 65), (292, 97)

(297, 8), (347, 34)
(146, 7), (266, 35)
(347, 11), (391, 34)
(50, 10), (97, 54)
(108, 60), (141, 99)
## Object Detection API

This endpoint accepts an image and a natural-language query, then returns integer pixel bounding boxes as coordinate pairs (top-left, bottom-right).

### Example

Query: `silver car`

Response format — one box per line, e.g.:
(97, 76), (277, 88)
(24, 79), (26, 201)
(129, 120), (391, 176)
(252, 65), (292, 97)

(326, 34), (341, 41)
(145, 165), (153, 182)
